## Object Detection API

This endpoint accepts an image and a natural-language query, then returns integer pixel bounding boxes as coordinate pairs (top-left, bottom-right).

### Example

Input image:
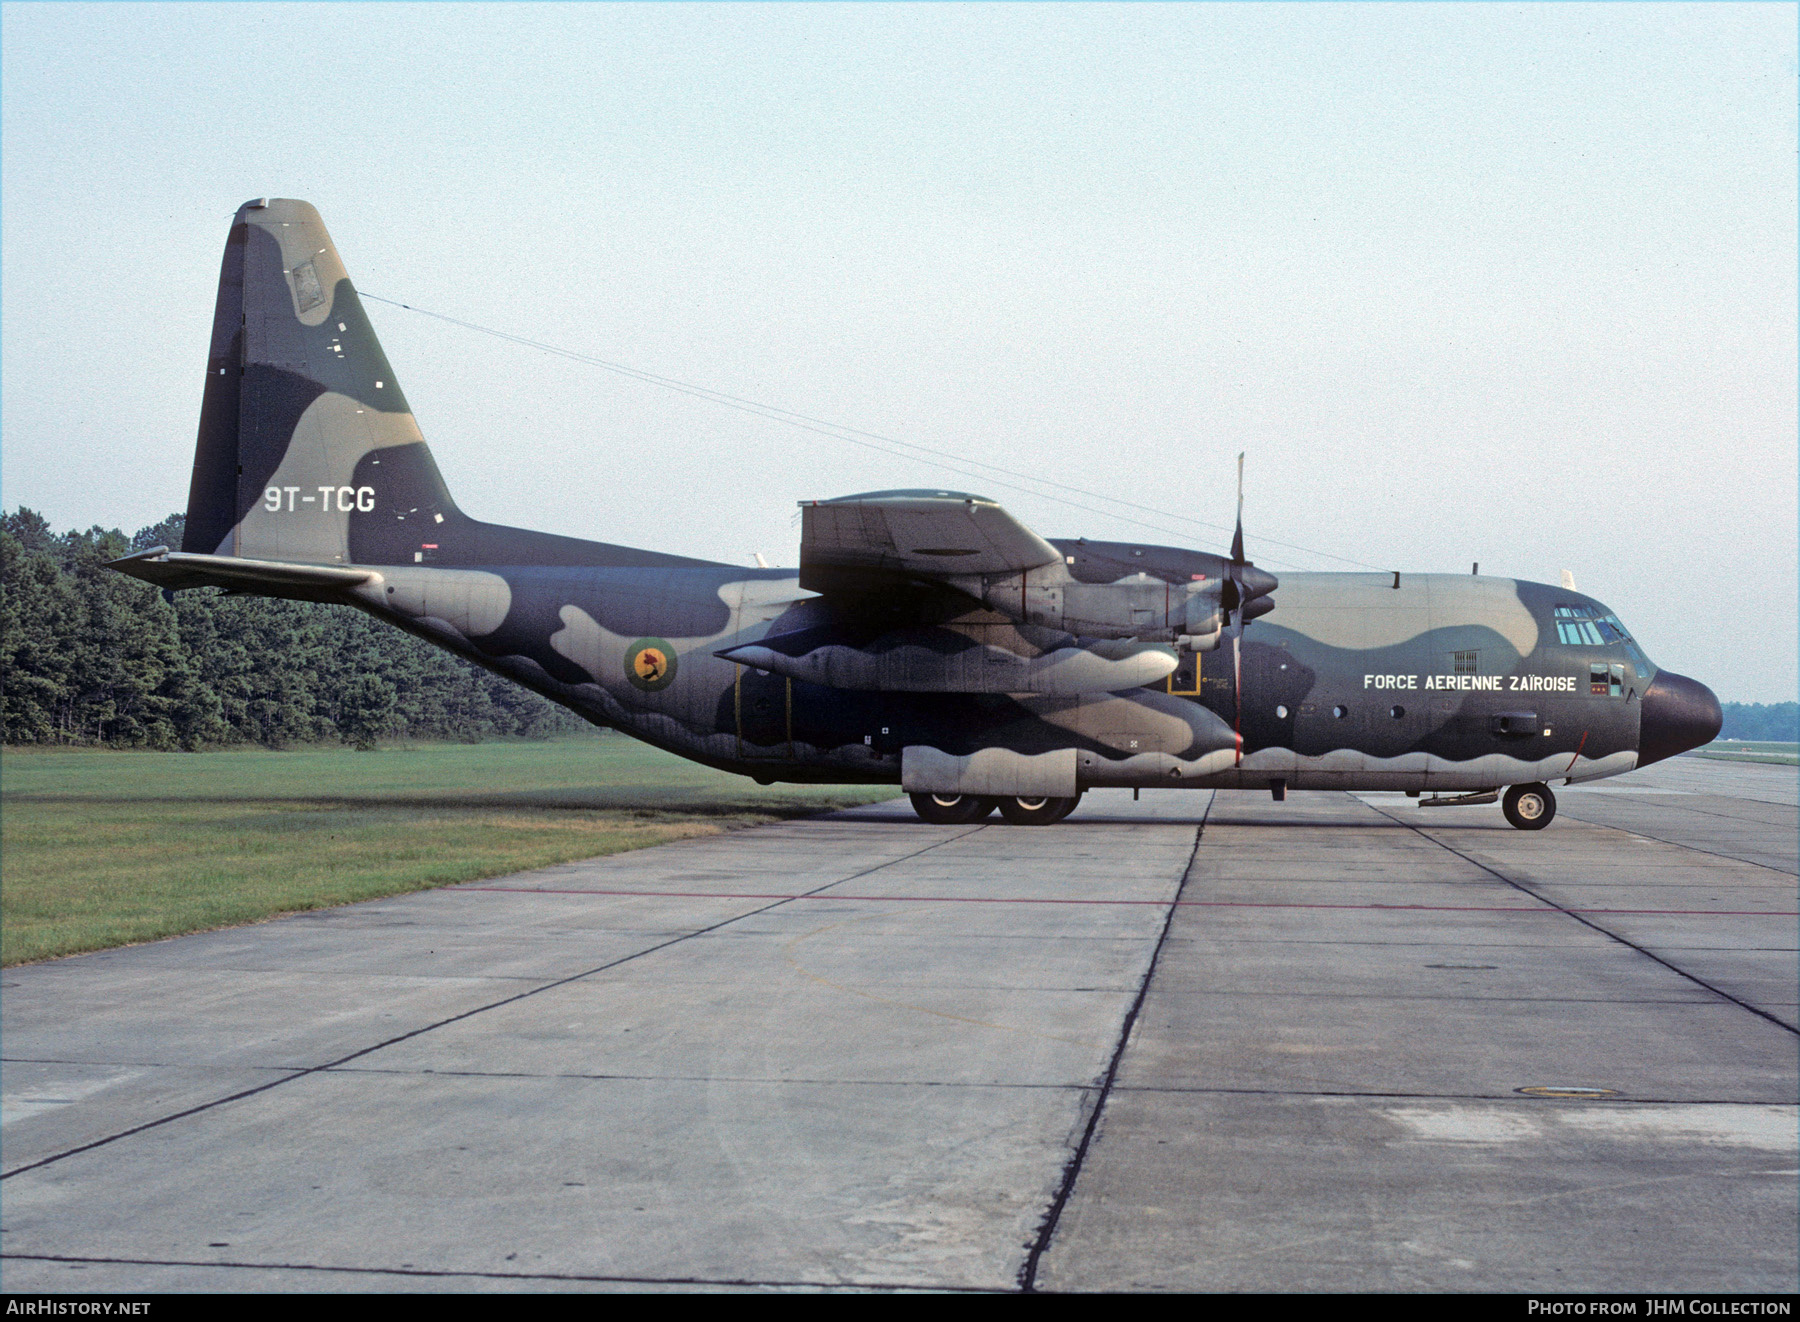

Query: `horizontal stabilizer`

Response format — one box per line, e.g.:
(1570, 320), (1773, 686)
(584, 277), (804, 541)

(108, 546), (374, 598)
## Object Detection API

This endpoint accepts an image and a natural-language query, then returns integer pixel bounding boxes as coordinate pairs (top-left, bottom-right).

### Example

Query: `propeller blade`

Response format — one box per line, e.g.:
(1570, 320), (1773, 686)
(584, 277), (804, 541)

(1230, 451), (1246, 565)
(1227, 453), (1247, 760)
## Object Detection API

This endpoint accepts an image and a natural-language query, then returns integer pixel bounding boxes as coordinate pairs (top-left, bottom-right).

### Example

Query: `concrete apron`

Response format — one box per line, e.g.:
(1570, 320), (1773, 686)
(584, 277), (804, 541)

(3, 759), (1795, 1292)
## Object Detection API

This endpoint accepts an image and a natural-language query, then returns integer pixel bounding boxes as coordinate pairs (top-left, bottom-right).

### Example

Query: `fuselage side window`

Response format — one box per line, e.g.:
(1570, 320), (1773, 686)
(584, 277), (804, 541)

(1589, 662), (1625, 697)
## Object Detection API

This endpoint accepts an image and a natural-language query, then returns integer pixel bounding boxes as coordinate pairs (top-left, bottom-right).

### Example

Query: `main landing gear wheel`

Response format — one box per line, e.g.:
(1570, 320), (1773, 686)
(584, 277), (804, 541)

(909, 793), (997, 825)
(1502, 782), (1556, 830)
(997, 792), (1083, 826)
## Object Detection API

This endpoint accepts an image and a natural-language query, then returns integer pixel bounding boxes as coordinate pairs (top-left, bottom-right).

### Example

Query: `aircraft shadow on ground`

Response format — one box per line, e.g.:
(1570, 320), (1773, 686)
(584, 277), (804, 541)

(1063, 813), (1501, 829)
(843, 806), (1498, 830)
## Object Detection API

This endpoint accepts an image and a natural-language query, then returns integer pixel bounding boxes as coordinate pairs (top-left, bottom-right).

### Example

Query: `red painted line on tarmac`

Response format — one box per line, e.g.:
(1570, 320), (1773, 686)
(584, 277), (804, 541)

(457, 887), (1795, 918)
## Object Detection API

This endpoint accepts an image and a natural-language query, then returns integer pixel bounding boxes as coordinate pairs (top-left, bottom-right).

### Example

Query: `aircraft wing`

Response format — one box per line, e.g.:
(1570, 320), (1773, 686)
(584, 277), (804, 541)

(798, 489), (1062, 594)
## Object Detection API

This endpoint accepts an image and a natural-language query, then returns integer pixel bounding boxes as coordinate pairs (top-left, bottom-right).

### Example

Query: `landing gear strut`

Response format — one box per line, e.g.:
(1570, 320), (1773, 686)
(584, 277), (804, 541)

(1502, 782), (1556, 830)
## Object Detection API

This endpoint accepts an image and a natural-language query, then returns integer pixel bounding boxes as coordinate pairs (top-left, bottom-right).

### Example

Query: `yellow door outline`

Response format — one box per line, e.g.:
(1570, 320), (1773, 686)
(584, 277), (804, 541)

(1167, 650), (1202, 695)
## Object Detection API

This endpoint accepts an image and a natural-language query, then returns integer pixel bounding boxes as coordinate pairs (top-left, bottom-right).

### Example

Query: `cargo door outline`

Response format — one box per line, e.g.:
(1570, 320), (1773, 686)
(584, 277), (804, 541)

(1166, 649), (1202, 696)
(735, 665), (794, 759)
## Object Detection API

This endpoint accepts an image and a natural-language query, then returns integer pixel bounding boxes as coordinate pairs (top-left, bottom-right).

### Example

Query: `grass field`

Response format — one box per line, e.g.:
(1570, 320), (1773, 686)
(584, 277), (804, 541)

(1691, 740), (1800, 766)
(0, 735), (896, 966)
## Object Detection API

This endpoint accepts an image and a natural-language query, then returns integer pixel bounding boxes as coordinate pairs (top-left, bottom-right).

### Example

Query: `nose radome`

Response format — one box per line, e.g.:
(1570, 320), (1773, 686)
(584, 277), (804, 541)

(1638, 670), (1723, 768)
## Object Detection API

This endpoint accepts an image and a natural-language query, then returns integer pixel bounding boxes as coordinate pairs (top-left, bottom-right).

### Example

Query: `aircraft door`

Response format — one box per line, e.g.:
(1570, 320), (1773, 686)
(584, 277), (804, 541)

(1166, 650), (1201, 695)
(735, 666), (794, 759)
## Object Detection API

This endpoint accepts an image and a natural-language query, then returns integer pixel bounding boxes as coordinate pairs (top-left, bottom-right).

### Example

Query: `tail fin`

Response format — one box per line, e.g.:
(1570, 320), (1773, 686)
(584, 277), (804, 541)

(182, 198), (458, 564)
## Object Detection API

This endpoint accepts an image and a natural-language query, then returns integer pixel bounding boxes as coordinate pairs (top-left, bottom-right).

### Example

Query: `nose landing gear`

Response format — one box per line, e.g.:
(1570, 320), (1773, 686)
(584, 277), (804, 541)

(1502, 782), (1556, 830)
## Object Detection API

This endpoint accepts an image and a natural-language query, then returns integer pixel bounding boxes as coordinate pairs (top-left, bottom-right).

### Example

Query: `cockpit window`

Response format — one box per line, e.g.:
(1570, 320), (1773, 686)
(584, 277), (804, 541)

(1556, 603), (1650, 668)
(1555, 605), (1604, 646)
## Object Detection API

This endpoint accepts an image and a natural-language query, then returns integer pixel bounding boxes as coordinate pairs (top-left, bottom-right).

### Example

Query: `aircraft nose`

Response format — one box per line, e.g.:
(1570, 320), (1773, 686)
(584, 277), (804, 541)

(1637, 670), (1722, 767)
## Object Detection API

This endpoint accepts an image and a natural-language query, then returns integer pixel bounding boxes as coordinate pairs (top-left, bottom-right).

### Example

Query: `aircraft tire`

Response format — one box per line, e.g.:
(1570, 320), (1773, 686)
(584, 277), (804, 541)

(1502, 782), (1556, 830)
(909, 793), (998, 825)
(997, 793), (1081, 826)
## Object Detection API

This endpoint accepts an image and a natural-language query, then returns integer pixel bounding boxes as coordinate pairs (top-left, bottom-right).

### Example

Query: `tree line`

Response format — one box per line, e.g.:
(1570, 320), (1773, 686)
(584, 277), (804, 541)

(1718, 702), (1799, 743)
(1, 509), (586, 750)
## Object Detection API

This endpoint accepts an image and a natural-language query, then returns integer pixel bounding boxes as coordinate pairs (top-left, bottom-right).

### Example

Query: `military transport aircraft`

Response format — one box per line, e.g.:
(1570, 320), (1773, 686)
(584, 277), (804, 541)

(112, 199), (1722, 829)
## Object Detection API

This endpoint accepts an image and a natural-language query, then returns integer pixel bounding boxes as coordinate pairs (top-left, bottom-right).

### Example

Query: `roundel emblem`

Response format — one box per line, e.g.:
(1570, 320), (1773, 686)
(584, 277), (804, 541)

(625, 638), (678, 692)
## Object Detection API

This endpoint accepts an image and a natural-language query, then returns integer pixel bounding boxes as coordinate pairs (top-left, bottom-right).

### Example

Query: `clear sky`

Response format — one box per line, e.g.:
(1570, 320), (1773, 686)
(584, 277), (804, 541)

(3, 2), (1795, 699)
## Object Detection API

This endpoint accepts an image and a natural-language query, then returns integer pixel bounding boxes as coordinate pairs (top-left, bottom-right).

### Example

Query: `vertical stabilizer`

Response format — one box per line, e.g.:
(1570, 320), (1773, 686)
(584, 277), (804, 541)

(181, 199), (456, 563)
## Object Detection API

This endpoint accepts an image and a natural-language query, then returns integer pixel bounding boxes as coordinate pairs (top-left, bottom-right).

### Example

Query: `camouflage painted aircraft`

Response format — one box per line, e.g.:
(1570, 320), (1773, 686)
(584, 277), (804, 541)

(113, 199), (1722, 829)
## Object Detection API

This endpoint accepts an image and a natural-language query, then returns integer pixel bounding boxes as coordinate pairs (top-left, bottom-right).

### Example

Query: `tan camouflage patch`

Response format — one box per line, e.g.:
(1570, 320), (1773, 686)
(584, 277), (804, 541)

(243, 198), (350, 327)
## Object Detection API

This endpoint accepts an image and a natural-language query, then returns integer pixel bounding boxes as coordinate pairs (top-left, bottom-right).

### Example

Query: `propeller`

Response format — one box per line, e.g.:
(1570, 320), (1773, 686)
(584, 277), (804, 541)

(1221, 452), (1246, 621)
(1218, 453), (1277, 627)
(1219, 454), (1280, 762)
(1228, 452), (1246, 761)
(1231, 451), (1246, 566)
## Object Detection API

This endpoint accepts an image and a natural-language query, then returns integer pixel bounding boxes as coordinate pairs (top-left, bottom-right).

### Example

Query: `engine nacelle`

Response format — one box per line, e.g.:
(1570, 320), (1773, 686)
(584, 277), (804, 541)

(718, 628), (1180, 694)
(968, 569), (1226, 648)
